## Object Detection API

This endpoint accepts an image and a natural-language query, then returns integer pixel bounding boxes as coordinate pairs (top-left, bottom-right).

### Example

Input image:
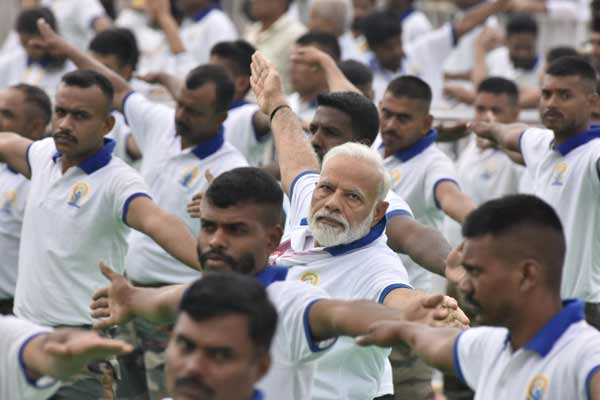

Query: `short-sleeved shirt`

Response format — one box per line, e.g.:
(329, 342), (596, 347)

(223, 101), (273, 167)
(519, 126), (600, 301)
(454, 300), (600, 399)
(122, 92), (248, 285)
(400, 8), (433, 48)
(0, 163), (29, 299)
(273, 171), (412, 400)
(14, 137), (150, 327)
(0, 316), (59, 400)
(374, 130), (461, 290)
(485, 47), (544, 89)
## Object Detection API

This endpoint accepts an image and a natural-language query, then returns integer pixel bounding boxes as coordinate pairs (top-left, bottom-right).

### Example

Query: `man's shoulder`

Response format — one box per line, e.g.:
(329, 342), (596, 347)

(0, 47), (26, 68)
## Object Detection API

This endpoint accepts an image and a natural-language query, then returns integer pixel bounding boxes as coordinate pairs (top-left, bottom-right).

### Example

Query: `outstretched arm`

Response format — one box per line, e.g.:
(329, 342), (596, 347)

(469, 121), (528, 154)
(453, 0), (510, 39)
(0, 132), (32, 178)
(250, 52), (320, 196)
(436, 181), (477, 224)
(355, 320), (461, 373)
(137, 71), (184, 100)
(90, 262), (188, 329)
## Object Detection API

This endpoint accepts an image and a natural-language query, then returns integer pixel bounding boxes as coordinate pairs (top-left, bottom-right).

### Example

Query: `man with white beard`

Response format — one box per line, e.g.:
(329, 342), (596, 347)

(251, 52), (468, 400)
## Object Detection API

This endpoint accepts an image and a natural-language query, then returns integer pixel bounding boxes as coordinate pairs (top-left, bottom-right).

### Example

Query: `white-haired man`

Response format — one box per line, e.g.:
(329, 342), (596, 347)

(250, 52), (468, 400)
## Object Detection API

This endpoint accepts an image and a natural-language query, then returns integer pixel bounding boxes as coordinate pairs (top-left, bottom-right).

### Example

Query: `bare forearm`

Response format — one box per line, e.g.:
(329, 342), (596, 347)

(129, 285), (187, 324)
(442, 192), (476, 224)
(147, 214), (201, 270)
(157, 14), (185, 54)
(453, 0), (505, 38)
(471, 47), (488, 86)
(401, 226), (451, 277)
(518, 86), (540, 109)
(322, 59), (361, 94)
(156, 72), (183, 99)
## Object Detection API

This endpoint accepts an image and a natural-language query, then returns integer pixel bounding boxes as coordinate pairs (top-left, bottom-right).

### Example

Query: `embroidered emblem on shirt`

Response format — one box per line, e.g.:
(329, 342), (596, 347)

(180, 166), (201, 188)
(0, 190), (16, 212)
(526, 374), (548, 400)
(67, 182), (89, 208)
(391, 169), (402, 184)
(481, 159), (496, 180)
(551, 162), (568, 186)
(300, 271), (319, 286)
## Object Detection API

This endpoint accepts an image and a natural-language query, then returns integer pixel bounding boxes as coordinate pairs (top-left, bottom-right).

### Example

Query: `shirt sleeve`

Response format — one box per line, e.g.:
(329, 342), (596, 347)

(270, 281), (336, 364)
(454, 326), (505, 389)
(579, 332), (600, 399)
(0, 317), (60, 400)
(288, 172), (320, 229)
(519, 128), (554, 170)
(110, 166), (152, 224)
(406, 23), (455, 76)
(122, 91), (175, 154)
(26, 138), (56, 178)
(424, 153), (460, 210)
(384, 190), (413, 219)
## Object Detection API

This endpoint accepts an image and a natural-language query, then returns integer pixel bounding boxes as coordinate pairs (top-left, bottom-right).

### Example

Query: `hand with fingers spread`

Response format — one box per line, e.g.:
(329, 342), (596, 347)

(90, 261), (137, 330)
(250, 52), (289, 117)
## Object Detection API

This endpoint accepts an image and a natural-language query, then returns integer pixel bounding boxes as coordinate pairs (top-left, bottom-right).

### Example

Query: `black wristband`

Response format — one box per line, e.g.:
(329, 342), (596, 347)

(270, 104), (291, 122)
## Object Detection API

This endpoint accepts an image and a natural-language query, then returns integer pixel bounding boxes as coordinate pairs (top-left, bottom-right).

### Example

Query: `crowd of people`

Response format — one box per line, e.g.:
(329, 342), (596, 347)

(0, 0), (599, 399)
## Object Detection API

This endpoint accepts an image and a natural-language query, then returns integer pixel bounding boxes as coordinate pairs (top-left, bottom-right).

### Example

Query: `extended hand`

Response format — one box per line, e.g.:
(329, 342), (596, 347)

(37, 18), (71, 57)
(90, 261), (136, 329)
(290, 46), (335, 71)
(354, 320), (412, 347)
(445, 242), (467, 285)
(250, 52), (288, 117)
(417, 293), (470, 328)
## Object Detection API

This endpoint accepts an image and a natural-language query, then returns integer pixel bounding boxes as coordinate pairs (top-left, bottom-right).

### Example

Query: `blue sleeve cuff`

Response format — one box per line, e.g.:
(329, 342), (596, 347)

(121, 91), (136, 125)
(453, 331), (467, 385)
(518, 129), (527, 165)
(289, 171), (319, 204)
(433, 178), (460, 209)
(25, 142), (33, 178)
(18, 332), (56, 388)
(451, 24), (459, 46)
(378, 283), (413, 304)
(586, 364), (600, 400)
(303, 299), (337, 353)
(122, 192), (152, 224)
(386, 209), (412, 220)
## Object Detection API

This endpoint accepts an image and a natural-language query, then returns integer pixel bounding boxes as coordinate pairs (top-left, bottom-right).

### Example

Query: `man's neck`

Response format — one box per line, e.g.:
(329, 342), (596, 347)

(180, 130), (220, 151)
(507, 295), (563, 352)
(60, 145), (104, 174)
(554, 122), (591, 146)
(260, 12), (285, 31)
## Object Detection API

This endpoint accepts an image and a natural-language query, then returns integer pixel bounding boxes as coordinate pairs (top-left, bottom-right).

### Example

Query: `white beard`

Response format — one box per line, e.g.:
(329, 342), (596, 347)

(309, 207), (376, 247)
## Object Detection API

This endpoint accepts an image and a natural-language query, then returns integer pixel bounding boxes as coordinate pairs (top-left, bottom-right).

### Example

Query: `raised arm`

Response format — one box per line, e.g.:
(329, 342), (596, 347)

(355, 320), (461, 373)
(37, 19), (132, 111)
(137, 71), (184, 100)
(125, 196), (202, 270)
(435, 181), (477, 224)
(147, 0), (185, 55)
(91, 262), (188, 329)
(469, 121), (528, 154)
(0, 132), (32, 178)
(250, 52), (320, 195)
(453, 0), (510, 39)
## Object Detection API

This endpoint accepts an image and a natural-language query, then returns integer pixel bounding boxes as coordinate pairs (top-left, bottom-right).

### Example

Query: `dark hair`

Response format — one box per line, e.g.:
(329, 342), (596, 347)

(16, 7), (57, 34)
(545, 46), (579, 66)
(316, 91), (379, 144)
(11, 84), (52, 125)
(180, 273), (278, 353)
(185, 64), (235, 114)
(386, 75), (432, 109)
(296, 31), (341, 62)
(592, 17), (600, 34)
(210, 40), (256, 77)
(362, 11), (401, 50)
(477, 77), (519, 105)
(205, 167), (284, 225)
(89, 28), (139, 70)
(506, 14), (538, 37)
(546, 56), (597, 88)
(339, 60), (373, 87)
(61, 70), (114, 112)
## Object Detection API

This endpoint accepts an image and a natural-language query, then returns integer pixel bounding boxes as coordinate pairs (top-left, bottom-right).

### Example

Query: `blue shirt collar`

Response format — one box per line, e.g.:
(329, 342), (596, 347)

(255, 266), (288, 288)
(324, 217), (387, 256)
(190, 127), (225, 159)
(192, 4), (221, 22)
(252, 389), (264, 400)
(388, 129), (437, 162)
(52, 138), (116, 174)
(509, 299), (585, 357)
(398, 7), (415, 22)
(26, 57), (50, 67)
(229, 100), (249, 110)
(554, 126), (600, 156)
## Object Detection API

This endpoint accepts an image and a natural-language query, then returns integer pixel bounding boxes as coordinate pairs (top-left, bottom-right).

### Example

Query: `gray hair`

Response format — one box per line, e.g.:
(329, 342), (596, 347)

(310, 0), (353, 36)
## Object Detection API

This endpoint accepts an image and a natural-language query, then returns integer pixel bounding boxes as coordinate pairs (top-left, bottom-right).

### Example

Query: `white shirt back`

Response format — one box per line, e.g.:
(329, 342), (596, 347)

(41, 0), (106, 50)
(223, 101), (273, 167)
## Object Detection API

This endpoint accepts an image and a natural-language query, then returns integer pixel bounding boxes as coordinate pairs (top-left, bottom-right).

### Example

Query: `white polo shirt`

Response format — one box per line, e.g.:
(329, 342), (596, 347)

(14, 137), (151, 327)
(400, 8), (433, 48)
(0, 163), (29, 300)
(486, 47), (544, 89)
(180, 5), (238, 66)
(122, 92), (248, 285)
(273, 171), (412, 400)
(41, 0), (107, 51)
(519, 126), (600, 302)
(0, 47), (74, 99)
(339, 32), (368, 63)
(370, 23), (457, 105)
(256, 267), (336, 400)
(374, 130), (460, 291)
(287, 93), (318, 123)
(0, 316), (59, 400)
(454, 300), (600, 399)
(223, 100), (273, 167)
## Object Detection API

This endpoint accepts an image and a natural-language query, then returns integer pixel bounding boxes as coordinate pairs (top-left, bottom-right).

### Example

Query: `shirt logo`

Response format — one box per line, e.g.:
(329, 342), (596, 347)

(180, 166), (201, 188)
(0, 190), (16, 213)
(526, 374), (548, 400)
(551, 162), (568, 186)
(391, 169), (402, 184)
(481, 159), (496, 180)
(67, 182), (89, 208)
(300, 271), (319, 286)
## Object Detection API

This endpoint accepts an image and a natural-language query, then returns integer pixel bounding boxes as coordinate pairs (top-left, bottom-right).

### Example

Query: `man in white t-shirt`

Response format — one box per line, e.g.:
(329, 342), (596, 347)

(1, 316), (132, 400)
(383, 0), (432, 48)
(361, 0), (509, 104)
(471, 56), (600, 329)
(0, 84), (50, 316)
(357, 195), (600, 400)
(0, 69), (201, 399)
(91, 166), (461, 400)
